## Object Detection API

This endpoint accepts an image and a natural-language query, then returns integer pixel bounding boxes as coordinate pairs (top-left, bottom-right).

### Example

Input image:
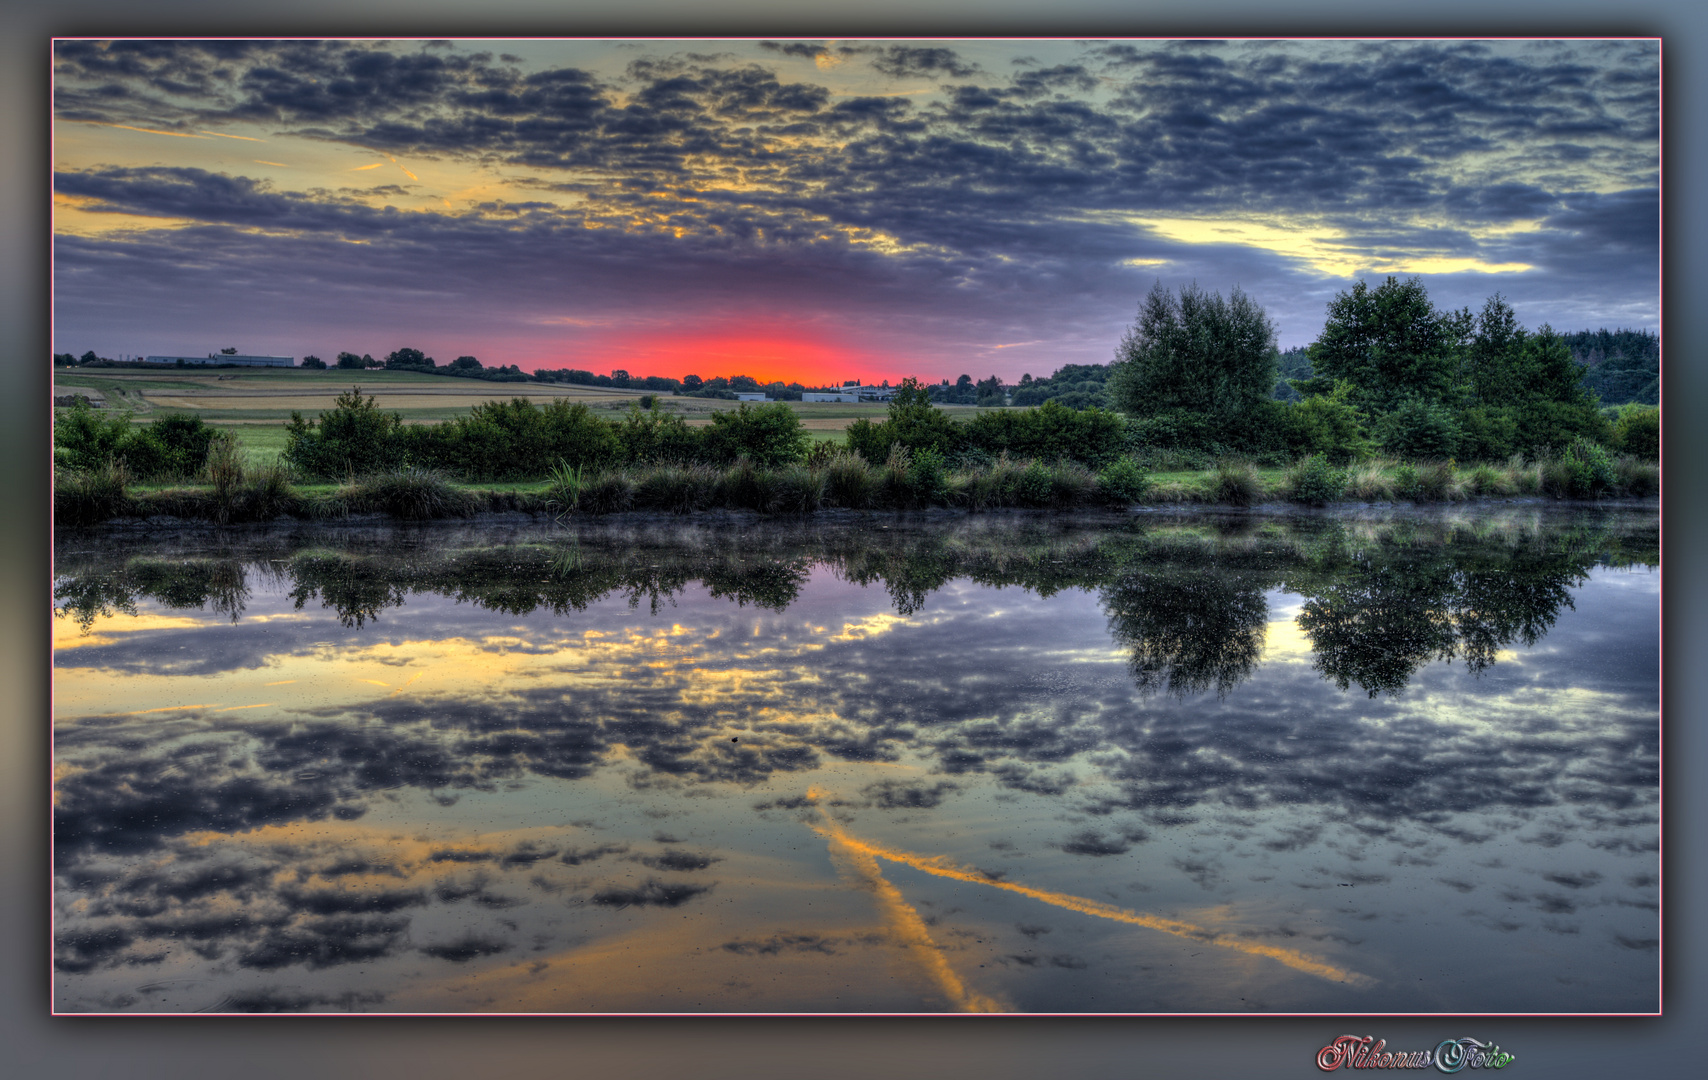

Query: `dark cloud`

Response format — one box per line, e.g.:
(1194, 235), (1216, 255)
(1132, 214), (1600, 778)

(870, 46), (979, 80)
(222, 989), (387, 1013)
(587, 879), (712, 908)
(639, 851), (720, 872)
(237, 913), (411, 970)
(1059, 830), (1134, 857)
(52, 40), (1656, 363)
(418, 935), (511, 962)
(860, 778), (960, 809)
(560, 844), (629, 866)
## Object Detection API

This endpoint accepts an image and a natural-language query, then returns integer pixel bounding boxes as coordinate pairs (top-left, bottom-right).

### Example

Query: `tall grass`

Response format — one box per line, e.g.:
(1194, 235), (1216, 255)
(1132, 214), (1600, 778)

(544, 459), (585, 514)
(348, 467), (475, 520)
(1344, 461), (1394, 502)
(823, 450), (876, 509)
(55, 460), (131, 526)
(1212, 459), (1262, 507)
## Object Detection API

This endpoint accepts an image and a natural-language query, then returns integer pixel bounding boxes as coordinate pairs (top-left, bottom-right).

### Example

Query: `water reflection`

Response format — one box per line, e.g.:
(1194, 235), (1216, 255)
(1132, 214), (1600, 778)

(52, 508), (1659, 1013)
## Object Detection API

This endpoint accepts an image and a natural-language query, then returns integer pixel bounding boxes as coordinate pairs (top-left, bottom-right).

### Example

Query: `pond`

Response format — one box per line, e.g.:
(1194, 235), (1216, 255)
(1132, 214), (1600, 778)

(52, 507), (1660, 1014)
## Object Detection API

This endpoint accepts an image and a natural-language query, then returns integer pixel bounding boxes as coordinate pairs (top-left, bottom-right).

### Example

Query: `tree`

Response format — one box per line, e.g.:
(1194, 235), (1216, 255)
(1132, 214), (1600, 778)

(448, 355), (483, 373)
(974, 375), (1005, 407)
(336, 351), (364, 370)
(385, 347), (433, 369)
(1507, 326), (1609, 453)
(1109, 281), (1279, 428)
(1305, 276), (1457, 414)
(220, 347), (239, 355)
(1462, 294), (1525, 406)
(300, 355), (327, 370)
(681, 374), (704, 392)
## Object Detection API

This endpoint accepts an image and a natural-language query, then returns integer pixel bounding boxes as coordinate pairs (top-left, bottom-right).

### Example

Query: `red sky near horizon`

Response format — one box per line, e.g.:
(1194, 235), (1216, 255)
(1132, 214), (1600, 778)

(529, 330), (905, 387)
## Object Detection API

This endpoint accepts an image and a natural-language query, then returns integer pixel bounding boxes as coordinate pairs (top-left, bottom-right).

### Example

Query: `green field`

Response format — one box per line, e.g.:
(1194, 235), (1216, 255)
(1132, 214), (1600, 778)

(54, 367), (1005, 459)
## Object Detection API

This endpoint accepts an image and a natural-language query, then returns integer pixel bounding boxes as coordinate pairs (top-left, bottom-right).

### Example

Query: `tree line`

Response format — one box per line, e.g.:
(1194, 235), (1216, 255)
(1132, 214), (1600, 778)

(1109, 277), (1658, 464)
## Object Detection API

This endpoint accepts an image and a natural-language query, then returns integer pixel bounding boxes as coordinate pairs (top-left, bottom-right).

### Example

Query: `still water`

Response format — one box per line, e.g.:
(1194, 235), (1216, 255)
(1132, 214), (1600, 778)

(52, 508), (1659, 1013)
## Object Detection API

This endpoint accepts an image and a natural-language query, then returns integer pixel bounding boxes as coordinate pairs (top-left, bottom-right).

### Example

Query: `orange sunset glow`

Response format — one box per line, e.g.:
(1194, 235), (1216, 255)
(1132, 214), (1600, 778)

(577, 329), (896, 387)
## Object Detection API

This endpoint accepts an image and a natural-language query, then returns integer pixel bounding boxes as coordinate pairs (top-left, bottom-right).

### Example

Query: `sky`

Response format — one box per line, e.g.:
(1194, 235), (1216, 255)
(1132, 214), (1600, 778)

(52, 38), (1661, 386)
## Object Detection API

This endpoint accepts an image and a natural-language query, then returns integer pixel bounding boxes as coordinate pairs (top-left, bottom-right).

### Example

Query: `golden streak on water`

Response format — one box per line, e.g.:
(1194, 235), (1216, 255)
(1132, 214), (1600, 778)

(811, 793), (1006, 1012)
(806, 789), (1373, 989)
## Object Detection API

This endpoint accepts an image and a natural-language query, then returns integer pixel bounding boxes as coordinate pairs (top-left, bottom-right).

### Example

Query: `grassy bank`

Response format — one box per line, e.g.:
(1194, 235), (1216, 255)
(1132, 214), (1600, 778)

(55, 451), (1660, 527)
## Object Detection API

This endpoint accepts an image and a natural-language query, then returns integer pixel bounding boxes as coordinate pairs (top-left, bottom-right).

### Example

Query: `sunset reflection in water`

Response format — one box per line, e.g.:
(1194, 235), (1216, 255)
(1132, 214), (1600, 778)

(52, 511), (1659, 1013)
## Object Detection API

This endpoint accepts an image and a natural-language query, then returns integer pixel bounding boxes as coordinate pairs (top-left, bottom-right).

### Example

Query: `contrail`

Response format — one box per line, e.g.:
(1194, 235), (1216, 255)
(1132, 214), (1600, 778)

(805, 790), (1373, 988)
(813, 792), (1005, 1012)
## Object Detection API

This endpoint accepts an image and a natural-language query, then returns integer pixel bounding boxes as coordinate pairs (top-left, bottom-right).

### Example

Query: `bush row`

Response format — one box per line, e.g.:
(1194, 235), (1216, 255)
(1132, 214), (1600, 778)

(1122, 393), (1660, 467)
(56, 443), (1661, 528)
(53, 402), (218, 479)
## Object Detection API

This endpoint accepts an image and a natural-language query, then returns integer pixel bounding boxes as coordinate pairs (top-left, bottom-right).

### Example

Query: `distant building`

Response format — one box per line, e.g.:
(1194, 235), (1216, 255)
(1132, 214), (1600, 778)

(145, 353), (295, 367)
(802, 391), (861, 402)
(854, 385), (895, 402)
(733, 392), (771, 402)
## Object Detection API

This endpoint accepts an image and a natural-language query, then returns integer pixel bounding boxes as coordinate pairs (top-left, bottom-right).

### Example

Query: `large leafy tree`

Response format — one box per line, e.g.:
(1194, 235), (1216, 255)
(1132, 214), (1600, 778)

(1306, 276), (1460, 414)
(1108, 282), (1278, 427)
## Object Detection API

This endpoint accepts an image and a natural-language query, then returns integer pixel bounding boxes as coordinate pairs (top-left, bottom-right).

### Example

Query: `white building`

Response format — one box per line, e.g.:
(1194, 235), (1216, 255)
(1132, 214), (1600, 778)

(733, 392), (772, 402)
(801, 391), (861, 402)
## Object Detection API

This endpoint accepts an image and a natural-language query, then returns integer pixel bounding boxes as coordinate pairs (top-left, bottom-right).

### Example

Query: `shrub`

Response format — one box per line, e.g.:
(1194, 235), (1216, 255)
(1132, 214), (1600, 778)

(963, 401), (1126, 468)
(907, 446), (951, 506)
(1553, 437), (1618, 498)
(1212, 459), (1262, 506)
(1609, 405), (1659, 460)
(1374, 397), (1460, 459)
(143, 413), (218, 477)
(349, 467), (475, 520)
(54, 399), (136, 473)
(1280, 382), (1372, 464)
(1391, 463), (1421, 500)
(1097, 457), (1151, 504)
(1455, 405), (1518, 463)
(805, 439), (843, 468)
(284, 389), (406, 478)
(705, 402), (810, 466)
(1285, 455), (1346, 505)
(1013, 459), (1054, 508)
(1122, 408), (1219, 455)
(617, 405), (703, 465)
